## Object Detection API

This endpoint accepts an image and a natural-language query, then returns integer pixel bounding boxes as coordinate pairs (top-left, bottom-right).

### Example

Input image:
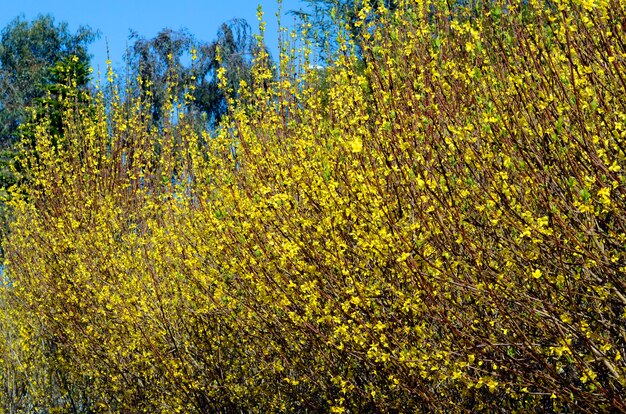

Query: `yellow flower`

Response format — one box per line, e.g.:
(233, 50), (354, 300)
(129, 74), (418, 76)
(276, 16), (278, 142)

(349, 137), (363, 153)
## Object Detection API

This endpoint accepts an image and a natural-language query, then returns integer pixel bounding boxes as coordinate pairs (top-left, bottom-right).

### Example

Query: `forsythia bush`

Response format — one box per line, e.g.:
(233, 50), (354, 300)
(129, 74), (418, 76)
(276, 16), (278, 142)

(1, 0), (626, 411)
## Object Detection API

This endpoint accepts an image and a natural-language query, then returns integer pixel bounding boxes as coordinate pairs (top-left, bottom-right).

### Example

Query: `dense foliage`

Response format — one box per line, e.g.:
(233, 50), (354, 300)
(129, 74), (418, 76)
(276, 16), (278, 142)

(0, 14), (96, 146)
(1, 0), (625, 412)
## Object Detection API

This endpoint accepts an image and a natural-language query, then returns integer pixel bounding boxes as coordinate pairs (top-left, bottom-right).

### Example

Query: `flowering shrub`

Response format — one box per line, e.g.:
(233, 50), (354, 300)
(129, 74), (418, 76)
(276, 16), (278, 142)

(1, 0), (625, 411)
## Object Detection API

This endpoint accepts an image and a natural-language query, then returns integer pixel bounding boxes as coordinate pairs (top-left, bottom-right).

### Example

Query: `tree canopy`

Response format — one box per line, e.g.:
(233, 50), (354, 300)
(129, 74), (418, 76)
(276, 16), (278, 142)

(292, 0), (397, 60)
(0, 14), (97, 146)
(126, 19), (261, 128)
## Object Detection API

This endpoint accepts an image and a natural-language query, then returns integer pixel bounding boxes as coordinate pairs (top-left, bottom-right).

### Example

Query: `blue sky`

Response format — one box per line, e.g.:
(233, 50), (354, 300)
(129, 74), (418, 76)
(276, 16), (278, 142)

(1, 0), (304, 74)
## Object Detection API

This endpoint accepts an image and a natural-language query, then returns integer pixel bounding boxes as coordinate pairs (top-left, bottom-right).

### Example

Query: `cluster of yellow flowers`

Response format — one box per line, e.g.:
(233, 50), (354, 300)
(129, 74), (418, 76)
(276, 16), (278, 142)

(1, 0), (625, 411)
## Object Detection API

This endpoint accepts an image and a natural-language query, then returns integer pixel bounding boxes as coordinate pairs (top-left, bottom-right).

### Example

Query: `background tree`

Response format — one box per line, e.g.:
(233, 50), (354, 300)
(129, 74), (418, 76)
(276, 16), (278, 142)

(36, 56), (92, 135)
(291, 0), (397, 60)
(0, 15), (97, 147)
(127, 28), (194, 125)
(126, 19), (262, 128)
(192, 18), (259, 126)
(0, 15), (97, 259)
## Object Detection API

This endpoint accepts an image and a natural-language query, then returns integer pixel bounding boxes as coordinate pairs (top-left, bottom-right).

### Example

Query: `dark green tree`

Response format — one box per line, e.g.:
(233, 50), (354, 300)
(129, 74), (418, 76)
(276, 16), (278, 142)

(24, 55), (93, 144)
(0, 14), (97, 146)
(0, 15), (96, 192)
(0, 16), (96, 261)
